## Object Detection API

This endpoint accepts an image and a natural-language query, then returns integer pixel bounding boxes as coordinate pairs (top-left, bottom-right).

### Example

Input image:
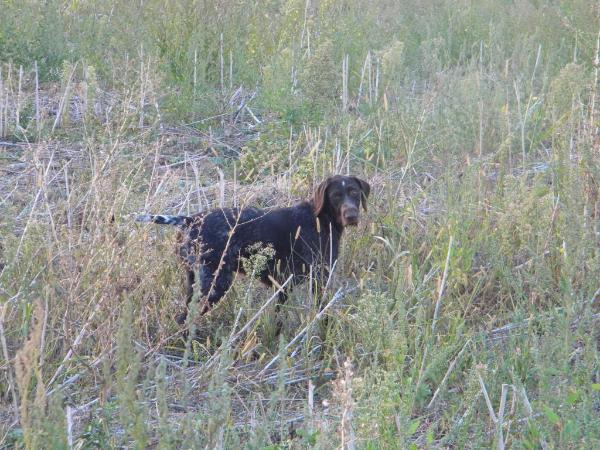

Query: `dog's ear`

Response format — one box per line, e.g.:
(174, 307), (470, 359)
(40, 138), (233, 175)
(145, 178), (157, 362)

(353, 177), (371, 211)
(312, 178), (331, 216)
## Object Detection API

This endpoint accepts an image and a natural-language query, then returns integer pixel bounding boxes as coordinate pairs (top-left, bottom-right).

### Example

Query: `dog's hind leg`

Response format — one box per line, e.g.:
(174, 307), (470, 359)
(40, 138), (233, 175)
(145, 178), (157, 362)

(174, 267), (198, 325)
(185, 269), (195, 306)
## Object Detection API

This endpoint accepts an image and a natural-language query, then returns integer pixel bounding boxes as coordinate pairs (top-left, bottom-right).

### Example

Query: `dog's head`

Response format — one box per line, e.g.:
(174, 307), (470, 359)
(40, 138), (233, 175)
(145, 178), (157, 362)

(312, 175), (370, 227)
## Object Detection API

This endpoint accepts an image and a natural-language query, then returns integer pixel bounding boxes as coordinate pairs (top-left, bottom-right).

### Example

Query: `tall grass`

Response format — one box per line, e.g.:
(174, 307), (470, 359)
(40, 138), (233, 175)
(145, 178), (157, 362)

(1, 0), (599, 448)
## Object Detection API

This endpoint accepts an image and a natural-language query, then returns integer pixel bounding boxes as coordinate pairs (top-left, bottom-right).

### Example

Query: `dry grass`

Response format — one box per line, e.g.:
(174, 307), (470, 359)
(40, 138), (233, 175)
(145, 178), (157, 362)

(1, 1), (600, 448)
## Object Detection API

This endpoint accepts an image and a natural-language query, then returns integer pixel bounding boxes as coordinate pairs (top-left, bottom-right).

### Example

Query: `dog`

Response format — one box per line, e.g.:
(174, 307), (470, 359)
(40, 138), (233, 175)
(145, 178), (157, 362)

(137, 175), (370, 325)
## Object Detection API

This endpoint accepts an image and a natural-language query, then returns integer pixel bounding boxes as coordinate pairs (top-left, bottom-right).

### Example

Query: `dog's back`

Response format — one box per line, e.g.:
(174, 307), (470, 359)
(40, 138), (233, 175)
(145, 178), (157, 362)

(138, 202), (324, 280)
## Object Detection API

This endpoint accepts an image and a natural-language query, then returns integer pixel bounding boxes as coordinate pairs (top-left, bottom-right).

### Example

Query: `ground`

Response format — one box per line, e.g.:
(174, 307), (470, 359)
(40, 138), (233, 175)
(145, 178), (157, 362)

(1, 1), (599, 448)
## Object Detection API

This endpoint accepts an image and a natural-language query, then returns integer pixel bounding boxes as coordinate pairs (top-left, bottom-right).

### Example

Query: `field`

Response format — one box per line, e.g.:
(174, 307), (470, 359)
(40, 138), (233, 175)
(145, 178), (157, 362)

(1, 0), (599, 448)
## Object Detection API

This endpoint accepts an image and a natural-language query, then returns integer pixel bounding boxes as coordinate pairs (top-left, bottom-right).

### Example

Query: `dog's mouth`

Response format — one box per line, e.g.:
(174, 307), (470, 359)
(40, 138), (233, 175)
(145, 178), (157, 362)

(343, 216), (359, 226)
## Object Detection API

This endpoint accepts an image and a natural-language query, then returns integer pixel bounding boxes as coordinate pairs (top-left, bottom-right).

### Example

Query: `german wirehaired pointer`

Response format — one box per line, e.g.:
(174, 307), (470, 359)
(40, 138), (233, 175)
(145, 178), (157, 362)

(137, 175), (370, 324)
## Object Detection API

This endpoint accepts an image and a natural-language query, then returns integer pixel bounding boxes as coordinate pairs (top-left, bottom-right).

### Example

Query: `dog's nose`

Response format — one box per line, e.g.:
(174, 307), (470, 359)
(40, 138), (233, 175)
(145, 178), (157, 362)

(344, 208), (359, 224)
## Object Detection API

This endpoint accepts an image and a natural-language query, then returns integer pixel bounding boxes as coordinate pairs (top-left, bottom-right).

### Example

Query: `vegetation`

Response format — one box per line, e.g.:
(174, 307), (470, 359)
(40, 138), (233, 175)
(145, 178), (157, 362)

(1, 0), (599, 448)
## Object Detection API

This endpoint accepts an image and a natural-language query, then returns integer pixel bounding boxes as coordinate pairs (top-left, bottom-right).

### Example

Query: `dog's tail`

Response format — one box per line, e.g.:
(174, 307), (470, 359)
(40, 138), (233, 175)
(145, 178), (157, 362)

(136, 214), (194, 227)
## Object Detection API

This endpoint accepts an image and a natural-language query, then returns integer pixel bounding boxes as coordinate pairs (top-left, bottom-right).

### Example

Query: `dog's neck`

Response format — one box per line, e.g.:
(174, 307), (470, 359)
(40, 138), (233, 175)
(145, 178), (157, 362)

(316, 212), (344, 235)
(306, 201), (344, 265)
(314, 210), (343, 265)
(307, 200), (343, 234)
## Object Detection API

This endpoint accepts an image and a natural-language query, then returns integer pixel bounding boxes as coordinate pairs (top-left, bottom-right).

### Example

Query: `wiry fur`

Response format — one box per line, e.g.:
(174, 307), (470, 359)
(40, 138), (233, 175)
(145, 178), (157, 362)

(137, 175), (370, 325)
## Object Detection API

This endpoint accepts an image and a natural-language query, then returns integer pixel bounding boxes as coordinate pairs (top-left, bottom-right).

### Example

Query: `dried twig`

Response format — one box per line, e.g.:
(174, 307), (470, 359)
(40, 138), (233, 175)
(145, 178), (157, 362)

(260, 284), (353, 375)
(432, 235), (453, 335)
(427, 338), (471, 409)
(0, 303), (19, 420)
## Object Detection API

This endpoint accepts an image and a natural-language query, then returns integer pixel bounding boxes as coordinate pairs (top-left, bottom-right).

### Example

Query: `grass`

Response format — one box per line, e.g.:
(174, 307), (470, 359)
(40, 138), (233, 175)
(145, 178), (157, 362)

(1, 0), (599, 448)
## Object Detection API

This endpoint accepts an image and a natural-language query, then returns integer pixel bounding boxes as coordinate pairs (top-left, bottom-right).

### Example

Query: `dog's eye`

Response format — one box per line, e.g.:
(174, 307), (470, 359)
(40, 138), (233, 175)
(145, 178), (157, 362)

(348, 189), (359, 197)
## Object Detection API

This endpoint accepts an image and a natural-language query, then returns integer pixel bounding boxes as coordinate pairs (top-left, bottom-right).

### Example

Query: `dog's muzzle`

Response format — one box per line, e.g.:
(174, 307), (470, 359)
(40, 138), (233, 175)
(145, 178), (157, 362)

(342, 207), (359, 226)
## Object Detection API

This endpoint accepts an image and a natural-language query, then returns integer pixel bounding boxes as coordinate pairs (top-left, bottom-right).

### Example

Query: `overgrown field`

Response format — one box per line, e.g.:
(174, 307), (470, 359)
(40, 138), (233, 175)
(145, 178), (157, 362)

(1, 0), (599, 448)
